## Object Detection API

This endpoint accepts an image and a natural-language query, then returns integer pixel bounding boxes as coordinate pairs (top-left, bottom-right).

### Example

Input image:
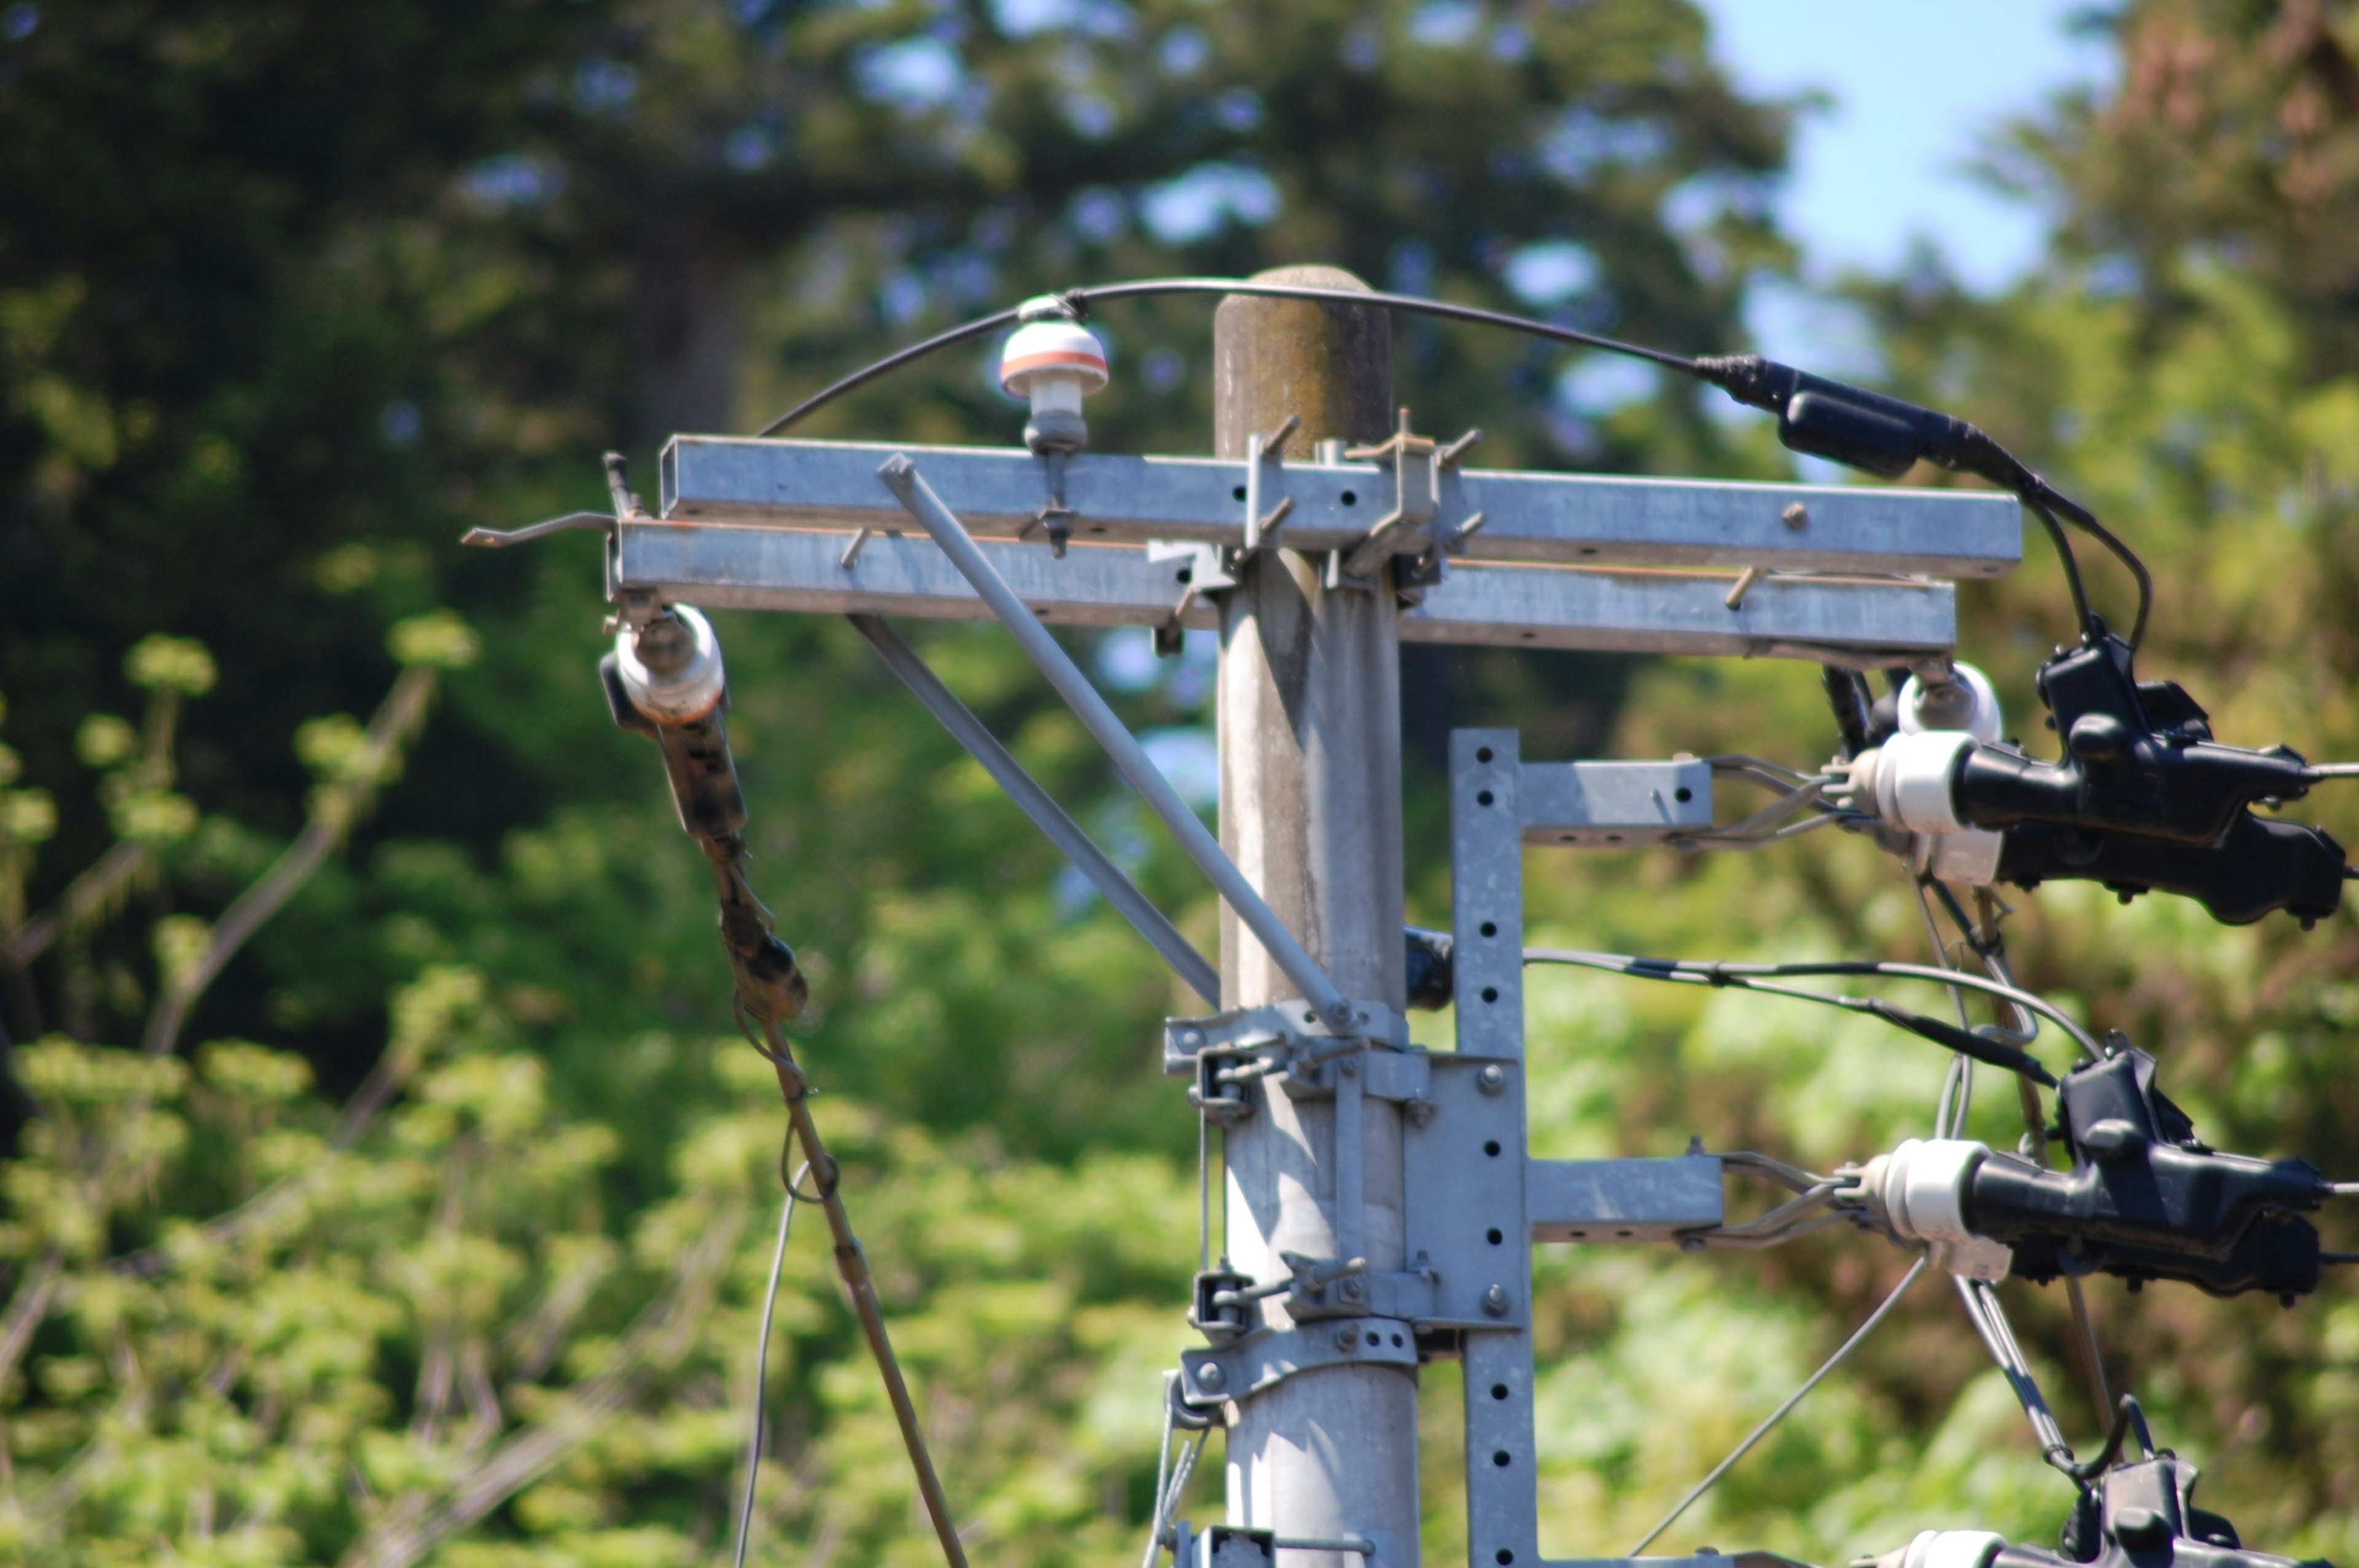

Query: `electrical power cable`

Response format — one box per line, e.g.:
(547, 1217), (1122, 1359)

(733, 1172), (803, 1568)
(1628, 1253), (1930, 1554)
(748, 275), (2149, 647)
(1524, 948), (2091, 1080)
(754, 276), (1696, 439)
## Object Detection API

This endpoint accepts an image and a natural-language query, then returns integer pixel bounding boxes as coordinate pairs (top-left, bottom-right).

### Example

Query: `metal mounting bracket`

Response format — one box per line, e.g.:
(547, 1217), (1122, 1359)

(1337, 408), (1442, 582)
(1178, 1316), (1420, 1414)
(1242, 413), (1300, 558)
(1146, 539), (1236, 655)
(1162, 998), (1413, 1075)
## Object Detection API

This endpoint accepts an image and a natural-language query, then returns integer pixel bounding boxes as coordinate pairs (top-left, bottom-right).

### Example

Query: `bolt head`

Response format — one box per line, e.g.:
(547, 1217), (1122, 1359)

(1180, 1029), (1203, 1048)
(1481, 1284), (1511, 1317)
(1339, 1276), (1365, 1301)
(1476, 1064), (1506, 1096)
(1336, 1325), (1359, 1349)
(1782, 501), (1809, 530)
(1197, 1361), (1226, 1389)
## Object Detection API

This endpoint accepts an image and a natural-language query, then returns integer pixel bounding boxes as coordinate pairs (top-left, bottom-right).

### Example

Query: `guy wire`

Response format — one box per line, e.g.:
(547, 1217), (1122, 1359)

(1629, 1254), (1930, 1555)
(734, 1168), (803, 1568)
(759, 1014), (972, 1568)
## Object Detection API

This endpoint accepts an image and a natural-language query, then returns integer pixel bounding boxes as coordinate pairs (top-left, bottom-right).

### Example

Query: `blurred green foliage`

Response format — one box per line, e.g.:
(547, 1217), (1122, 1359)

(4, 0), (2359, 1564)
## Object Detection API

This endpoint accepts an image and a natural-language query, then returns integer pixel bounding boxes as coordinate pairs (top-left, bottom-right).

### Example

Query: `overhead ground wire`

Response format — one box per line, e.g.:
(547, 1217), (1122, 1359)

(749, 274), (2148, 647)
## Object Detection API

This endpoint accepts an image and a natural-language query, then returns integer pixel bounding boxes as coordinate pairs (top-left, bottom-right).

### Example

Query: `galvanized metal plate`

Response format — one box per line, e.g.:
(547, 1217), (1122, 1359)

(1401, 1053), (1529, 1331)
(658, 435), (2022, 577)
(617, 524), (1957, 660)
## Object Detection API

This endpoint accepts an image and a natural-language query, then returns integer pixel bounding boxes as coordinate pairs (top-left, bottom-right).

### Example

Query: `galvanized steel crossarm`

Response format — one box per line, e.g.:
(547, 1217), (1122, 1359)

(659, 434), (2024, 577)
(612, 523), (1961, 660)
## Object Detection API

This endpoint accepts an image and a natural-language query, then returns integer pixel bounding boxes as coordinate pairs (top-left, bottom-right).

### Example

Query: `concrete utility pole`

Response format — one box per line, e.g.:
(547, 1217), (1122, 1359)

(1213, 267), (1418, 1566)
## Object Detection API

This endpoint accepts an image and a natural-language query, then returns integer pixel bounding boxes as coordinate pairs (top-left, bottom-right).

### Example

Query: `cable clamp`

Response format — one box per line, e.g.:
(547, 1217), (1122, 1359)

(1333, 407), (1444, 587)
(1163, 999), (1410, 1074)
(1176, 1315), (1419, 1415)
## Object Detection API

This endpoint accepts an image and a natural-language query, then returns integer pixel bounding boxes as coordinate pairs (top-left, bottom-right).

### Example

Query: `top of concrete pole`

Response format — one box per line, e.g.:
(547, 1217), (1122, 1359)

(1213, 265), (1395, 461)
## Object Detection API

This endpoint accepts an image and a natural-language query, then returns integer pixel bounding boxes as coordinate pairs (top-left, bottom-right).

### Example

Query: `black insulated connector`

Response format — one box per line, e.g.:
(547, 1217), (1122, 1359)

(1992, 1453), (2304, 1568)
(1963, 1047), (2331, 1300)
(1693, 354), (2020, 486)
(1960, 631), (2347, 925)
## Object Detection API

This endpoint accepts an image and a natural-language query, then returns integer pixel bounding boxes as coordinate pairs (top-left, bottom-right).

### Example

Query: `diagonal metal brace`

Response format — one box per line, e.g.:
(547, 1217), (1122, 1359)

(848, 612), (1220, 1005)
(878, 453), (1359, 1032)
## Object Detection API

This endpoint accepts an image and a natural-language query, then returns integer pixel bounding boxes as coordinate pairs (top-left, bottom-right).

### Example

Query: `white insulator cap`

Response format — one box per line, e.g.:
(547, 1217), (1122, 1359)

(1850, 730), (1977, 834)
(1866, 1138), (1986, 1246)
(1001, 313), (1108, 455)
(612, 604), (726, 725)
(1900, 662), (2003, 744)
(1861, 1139), (2014, 1280)
(999, 316), (1109, 396)
(1894, 1530), (2009, 1568)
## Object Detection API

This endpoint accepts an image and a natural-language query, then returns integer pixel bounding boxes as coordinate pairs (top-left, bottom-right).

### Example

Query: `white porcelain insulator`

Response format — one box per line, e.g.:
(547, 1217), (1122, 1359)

(1866, 730), (1977, 834)
(999, 319), (1109, 397)
(1915, 827), (2005, 887)
(613, 604), (726, 725)
(1900, 1529), (2009, 1568)
(1900, 662), (2004, 744)
(1874, 1137), (1987, 1247)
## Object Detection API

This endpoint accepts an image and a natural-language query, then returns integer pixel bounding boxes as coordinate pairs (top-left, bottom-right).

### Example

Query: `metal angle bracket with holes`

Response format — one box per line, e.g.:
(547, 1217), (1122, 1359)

(1519, 759), (1715, 846)
(1438, 727), (1777, 1568)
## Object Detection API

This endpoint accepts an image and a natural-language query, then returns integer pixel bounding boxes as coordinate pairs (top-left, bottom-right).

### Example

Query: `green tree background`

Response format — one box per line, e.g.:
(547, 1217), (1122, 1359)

(4, 1), (2359, 1564)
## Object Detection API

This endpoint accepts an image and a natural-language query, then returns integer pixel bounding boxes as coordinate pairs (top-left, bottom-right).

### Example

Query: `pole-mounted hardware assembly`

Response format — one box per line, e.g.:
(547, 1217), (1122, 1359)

(469, 268), (2359, 1568)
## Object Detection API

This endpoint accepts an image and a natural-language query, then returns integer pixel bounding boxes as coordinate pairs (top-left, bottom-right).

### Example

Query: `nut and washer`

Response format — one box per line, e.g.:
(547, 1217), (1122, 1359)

(1481, 1284), (1512, 1318)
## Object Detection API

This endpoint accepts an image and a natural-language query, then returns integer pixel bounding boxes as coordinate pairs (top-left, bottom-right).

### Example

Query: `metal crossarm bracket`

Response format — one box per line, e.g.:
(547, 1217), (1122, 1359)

(1423, 731), (1855, 1567)
(658, 434), (2022, 577)
(1527, 1156), (1726, 1242)
(1337, 408), (1447, 581)
(1520, 760), (1715, 844)
(614, 522), (1963, 661)
(1242, 413), (1299, 556)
